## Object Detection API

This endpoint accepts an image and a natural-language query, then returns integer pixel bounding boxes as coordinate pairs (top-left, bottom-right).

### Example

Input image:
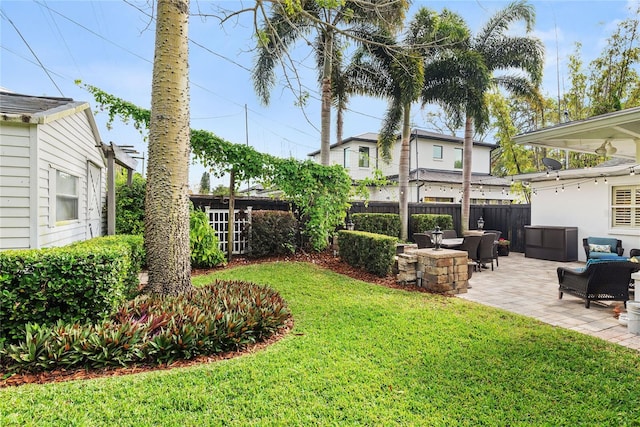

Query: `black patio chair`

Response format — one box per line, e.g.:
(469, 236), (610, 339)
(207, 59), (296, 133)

(413, 233), (434, 249)
(557, 260), (640, 308)
(458, 235), (482, 269)
(477, 233), (497, 271)
(442, 229), (457, 239)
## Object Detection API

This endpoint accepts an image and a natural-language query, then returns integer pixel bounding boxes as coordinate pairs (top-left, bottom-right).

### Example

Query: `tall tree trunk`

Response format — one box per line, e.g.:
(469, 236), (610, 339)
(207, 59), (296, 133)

(398, 104), (411, 241)
(461, 115), (474, 234)
(145, 0), (191, 296)
(320, 30), (333, 166)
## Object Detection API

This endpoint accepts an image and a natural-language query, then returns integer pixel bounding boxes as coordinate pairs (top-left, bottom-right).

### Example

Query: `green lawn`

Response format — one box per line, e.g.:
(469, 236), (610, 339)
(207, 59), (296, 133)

(2, 262), (639, 426)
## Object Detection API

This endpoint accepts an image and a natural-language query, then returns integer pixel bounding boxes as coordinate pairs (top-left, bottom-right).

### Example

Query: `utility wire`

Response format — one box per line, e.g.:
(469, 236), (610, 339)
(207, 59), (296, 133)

(0, 8), (64, 96)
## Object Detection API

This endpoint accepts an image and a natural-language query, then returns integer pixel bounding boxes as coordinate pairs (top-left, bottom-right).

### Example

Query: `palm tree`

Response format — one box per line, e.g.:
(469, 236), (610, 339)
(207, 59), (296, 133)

(145, 0), (192, 295)
(346, 8), (468, 240)
(253, 1), (408, 165)
(421, 0), (544, 233)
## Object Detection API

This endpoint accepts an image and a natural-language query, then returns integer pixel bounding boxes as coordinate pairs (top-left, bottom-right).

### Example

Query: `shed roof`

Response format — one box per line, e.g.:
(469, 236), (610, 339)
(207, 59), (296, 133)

(0, 91), (88, 124)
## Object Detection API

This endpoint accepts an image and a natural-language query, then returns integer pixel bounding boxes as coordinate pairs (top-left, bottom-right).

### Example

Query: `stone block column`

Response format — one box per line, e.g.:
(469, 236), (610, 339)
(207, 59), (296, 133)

(412, 248), (469, 295)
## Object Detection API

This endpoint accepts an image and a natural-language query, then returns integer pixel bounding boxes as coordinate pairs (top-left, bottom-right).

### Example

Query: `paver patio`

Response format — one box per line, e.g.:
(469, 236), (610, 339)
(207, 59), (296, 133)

(459, 252), (640, 351)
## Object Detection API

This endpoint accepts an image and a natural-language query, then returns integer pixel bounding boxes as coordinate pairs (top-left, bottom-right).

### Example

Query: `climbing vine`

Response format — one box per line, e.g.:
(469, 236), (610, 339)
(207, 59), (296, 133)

(80, 83), (352, 251)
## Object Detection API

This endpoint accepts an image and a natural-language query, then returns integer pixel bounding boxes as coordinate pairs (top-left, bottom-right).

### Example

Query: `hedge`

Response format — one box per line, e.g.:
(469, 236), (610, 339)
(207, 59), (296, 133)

(352, 213), (401, 238)
(337, 230), (397, 277)
(410, 214), (454, 238)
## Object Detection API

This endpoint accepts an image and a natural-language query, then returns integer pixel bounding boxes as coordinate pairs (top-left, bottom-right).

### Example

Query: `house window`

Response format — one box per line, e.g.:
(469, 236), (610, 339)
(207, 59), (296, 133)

(611, 185), (640, 228)
(343, 148), (350, 168)
(56, 170), (79, 222)
(433, 145), (443, 160)
(358, 146), (370, 168)
(454, 148), (463, 169)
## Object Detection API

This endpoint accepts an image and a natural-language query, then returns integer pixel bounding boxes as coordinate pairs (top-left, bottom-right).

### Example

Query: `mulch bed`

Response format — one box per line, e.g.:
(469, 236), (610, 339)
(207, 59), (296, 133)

(1, 251), (432, 388)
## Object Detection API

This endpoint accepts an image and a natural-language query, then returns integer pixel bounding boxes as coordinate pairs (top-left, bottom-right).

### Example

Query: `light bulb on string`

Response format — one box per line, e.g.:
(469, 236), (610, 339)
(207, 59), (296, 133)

(594, 178), (598, 185)
(555, 172), (560, 181)
(604, 176), (608, 183)
(631, 168), (636, 176)
(561, 184), (565, 192)
(577, 183), (581, 191)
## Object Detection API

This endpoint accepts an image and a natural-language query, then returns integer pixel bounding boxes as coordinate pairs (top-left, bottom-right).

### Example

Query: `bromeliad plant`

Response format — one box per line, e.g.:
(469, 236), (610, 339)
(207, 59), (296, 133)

(0, 280), (291, 373)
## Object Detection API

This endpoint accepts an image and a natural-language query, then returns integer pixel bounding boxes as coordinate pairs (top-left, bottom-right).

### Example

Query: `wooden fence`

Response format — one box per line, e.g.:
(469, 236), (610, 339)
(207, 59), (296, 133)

(190, 195), (531, 253)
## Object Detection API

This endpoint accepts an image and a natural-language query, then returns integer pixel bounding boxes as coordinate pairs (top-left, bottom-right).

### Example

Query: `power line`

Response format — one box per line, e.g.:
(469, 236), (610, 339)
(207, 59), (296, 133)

(0, 8), (64, 96)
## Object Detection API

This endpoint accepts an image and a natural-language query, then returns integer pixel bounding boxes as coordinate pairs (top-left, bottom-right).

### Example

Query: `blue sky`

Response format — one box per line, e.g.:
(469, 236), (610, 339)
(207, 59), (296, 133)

(1, 0), (638, 189)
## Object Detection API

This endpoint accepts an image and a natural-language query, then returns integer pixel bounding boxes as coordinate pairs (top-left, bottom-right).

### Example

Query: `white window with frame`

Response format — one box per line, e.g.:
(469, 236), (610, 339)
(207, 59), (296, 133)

(433, 145), (443, 160)
(454, 148), (463, 169)
(358, 146), (370, 168)
(52, 169), (79, 224)
(611, 185), (640, 229)
(343, 148), (350, 169)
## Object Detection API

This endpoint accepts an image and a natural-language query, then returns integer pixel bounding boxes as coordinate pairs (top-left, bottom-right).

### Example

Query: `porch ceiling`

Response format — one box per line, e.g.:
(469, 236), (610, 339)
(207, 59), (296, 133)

(513, 107), (640, 162)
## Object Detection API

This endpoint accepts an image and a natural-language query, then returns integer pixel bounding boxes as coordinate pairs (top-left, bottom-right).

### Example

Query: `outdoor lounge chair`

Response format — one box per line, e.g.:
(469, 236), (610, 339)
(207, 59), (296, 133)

(557, 259), (640, 308)
(582, 237), (624, 260)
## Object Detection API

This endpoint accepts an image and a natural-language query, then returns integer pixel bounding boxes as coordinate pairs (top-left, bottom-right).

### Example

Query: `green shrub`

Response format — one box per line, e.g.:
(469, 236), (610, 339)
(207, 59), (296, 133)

(115, 173), (146, 235)
(190, 209), (226, 268)
(0, 235), (144, 344)
(410, 214), (454, 238)
(352, 213), (401, 238)
(247, 210), (297, 258)
(0, 280), (291, 373)
(337, 230), (397, 277)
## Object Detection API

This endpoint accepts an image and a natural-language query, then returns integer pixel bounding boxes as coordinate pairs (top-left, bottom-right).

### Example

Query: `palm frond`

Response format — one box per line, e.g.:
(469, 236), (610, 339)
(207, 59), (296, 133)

(483, 36), (544, 84)
(378, 98), (404, 162)
(474, 0), (535, 49)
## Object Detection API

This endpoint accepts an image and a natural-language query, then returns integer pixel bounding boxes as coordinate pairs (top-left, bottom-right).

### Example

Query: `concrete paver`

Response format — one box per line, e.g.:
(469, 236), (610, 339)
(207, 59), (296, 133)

(458, 252), (640, 351)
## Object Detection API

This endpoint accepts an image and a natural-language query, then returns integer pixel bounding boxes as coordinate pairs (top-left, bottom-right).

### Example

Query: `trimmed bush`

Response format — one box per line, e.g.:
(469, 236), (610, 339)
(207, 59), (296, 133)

(247, 210), (297, 258)
(410, 214), (454, 238)
(337, 230), (397, 277)
(0, 280), (291, 373)
(115, 173), (146, 235)
(352, 213), (401, 238)
(190, 209), (226, 268)
(0, 235), (144, 344)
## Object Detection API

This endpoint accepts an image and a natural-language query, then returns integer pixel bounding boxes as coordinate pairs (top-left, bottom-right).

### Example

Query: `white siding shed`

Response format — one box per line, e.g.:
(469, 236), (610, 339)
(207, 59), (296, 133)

(0, 91), (107, 250)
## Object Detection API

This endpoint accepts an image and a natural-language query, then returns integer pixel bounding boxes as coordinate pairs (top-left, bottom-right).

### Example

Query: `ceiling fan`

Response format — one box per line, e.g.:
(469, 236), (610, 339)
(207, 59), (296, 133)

(595, 140), (617, 156)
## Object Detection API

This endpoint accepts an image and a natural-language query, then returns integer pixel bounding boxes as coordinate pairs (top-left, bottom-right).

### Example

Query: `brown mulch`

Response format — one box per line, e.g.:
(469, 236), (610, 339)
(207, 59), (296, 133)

(1, 251), (430, 388)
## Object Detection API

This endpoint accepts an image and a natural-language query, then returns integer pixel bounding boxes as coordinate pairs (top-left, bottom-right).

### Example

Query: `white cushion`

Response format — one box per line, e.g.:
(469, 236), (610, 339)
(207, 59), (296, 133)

(589, 243), (611, 253)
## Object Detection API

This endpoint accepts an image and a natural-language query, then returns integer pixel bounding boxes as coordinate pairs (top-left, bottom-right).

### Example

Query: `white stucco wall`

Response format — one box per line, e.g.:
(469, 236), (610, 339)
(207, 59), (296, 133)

(530, 174), (640, 261)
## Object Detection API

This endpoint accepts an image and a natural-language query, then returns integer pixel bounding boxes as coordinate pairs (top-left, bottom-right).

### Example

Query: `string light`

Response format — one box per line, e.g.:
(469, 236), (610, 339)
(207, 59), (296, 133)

(555, 172), (560, 181)
(561, 184), (565, 192)
(631, 167), (636, 176)
(594, 178), (598, 185)
(577, 183), (581, 191)
(604, 176), (608, 183)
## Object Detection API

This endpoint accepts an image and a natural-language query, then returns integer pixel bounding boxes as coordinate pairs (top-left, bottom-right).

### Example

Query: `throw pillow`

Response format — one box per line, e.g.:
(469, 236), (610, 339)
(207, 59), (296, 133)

(589, 243), (611, 253)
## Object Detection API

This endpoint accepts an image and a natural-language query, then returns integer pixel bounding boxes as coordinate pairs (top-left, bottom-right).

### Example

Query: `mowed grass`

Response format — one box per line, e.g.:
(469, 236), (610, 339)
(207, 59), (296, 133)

(2, 261), (640, 426)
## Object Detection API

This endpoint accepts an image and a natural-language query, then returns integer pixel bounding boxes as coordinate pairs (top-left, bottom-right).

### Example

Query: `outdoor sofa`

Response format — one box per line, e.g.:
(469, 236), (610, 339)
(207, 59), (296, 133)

(557, 259), (640, 308)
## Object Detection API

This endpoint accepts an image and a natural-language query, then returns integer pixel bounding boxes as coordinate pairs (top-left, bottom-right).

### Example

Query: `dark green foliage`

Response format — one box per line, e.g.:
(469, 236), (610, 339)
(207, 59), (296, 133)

(247, 210), (297, 258)
(115, 173), (146, 235)
(337, 230), (397, 277)
(0, 235), (144, 344)
(352, 213), (401, 238)
(190, 209), (226, 268)
(0, 280), (290, 372)
(411, 214), (453, 237)
(198, 171), (211, 195)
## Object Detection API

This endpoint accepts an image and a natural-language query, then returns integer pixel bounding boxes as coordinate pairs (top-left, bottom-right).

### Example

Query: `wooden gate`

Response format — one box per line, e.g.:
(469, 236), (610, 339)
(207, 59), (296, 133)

(205, 207), (251, 255)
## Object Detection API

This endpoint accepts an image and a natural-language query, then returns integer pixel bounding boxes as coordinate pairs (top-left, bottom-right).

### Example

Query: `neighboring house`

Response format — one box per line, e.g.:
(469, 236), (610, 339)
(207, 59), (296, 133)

(308, 129), (515, 204)
(0, 91), (136, 250)
(513, 107), (640, 261)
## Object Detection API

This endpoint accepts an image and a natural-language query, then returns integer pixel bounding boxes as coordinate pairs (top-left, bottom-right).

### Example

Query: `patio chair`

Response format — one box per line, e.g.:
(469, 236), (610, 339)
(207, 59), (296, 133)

(413, 233), (434, 249)
(476, 233), (498, 271)
(442, 229), (457, 239)
(484, 230), (502, 241)
(582, 237), (624, 260)
(458, 235), (482, 270)
(557, 259), (640, 308)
